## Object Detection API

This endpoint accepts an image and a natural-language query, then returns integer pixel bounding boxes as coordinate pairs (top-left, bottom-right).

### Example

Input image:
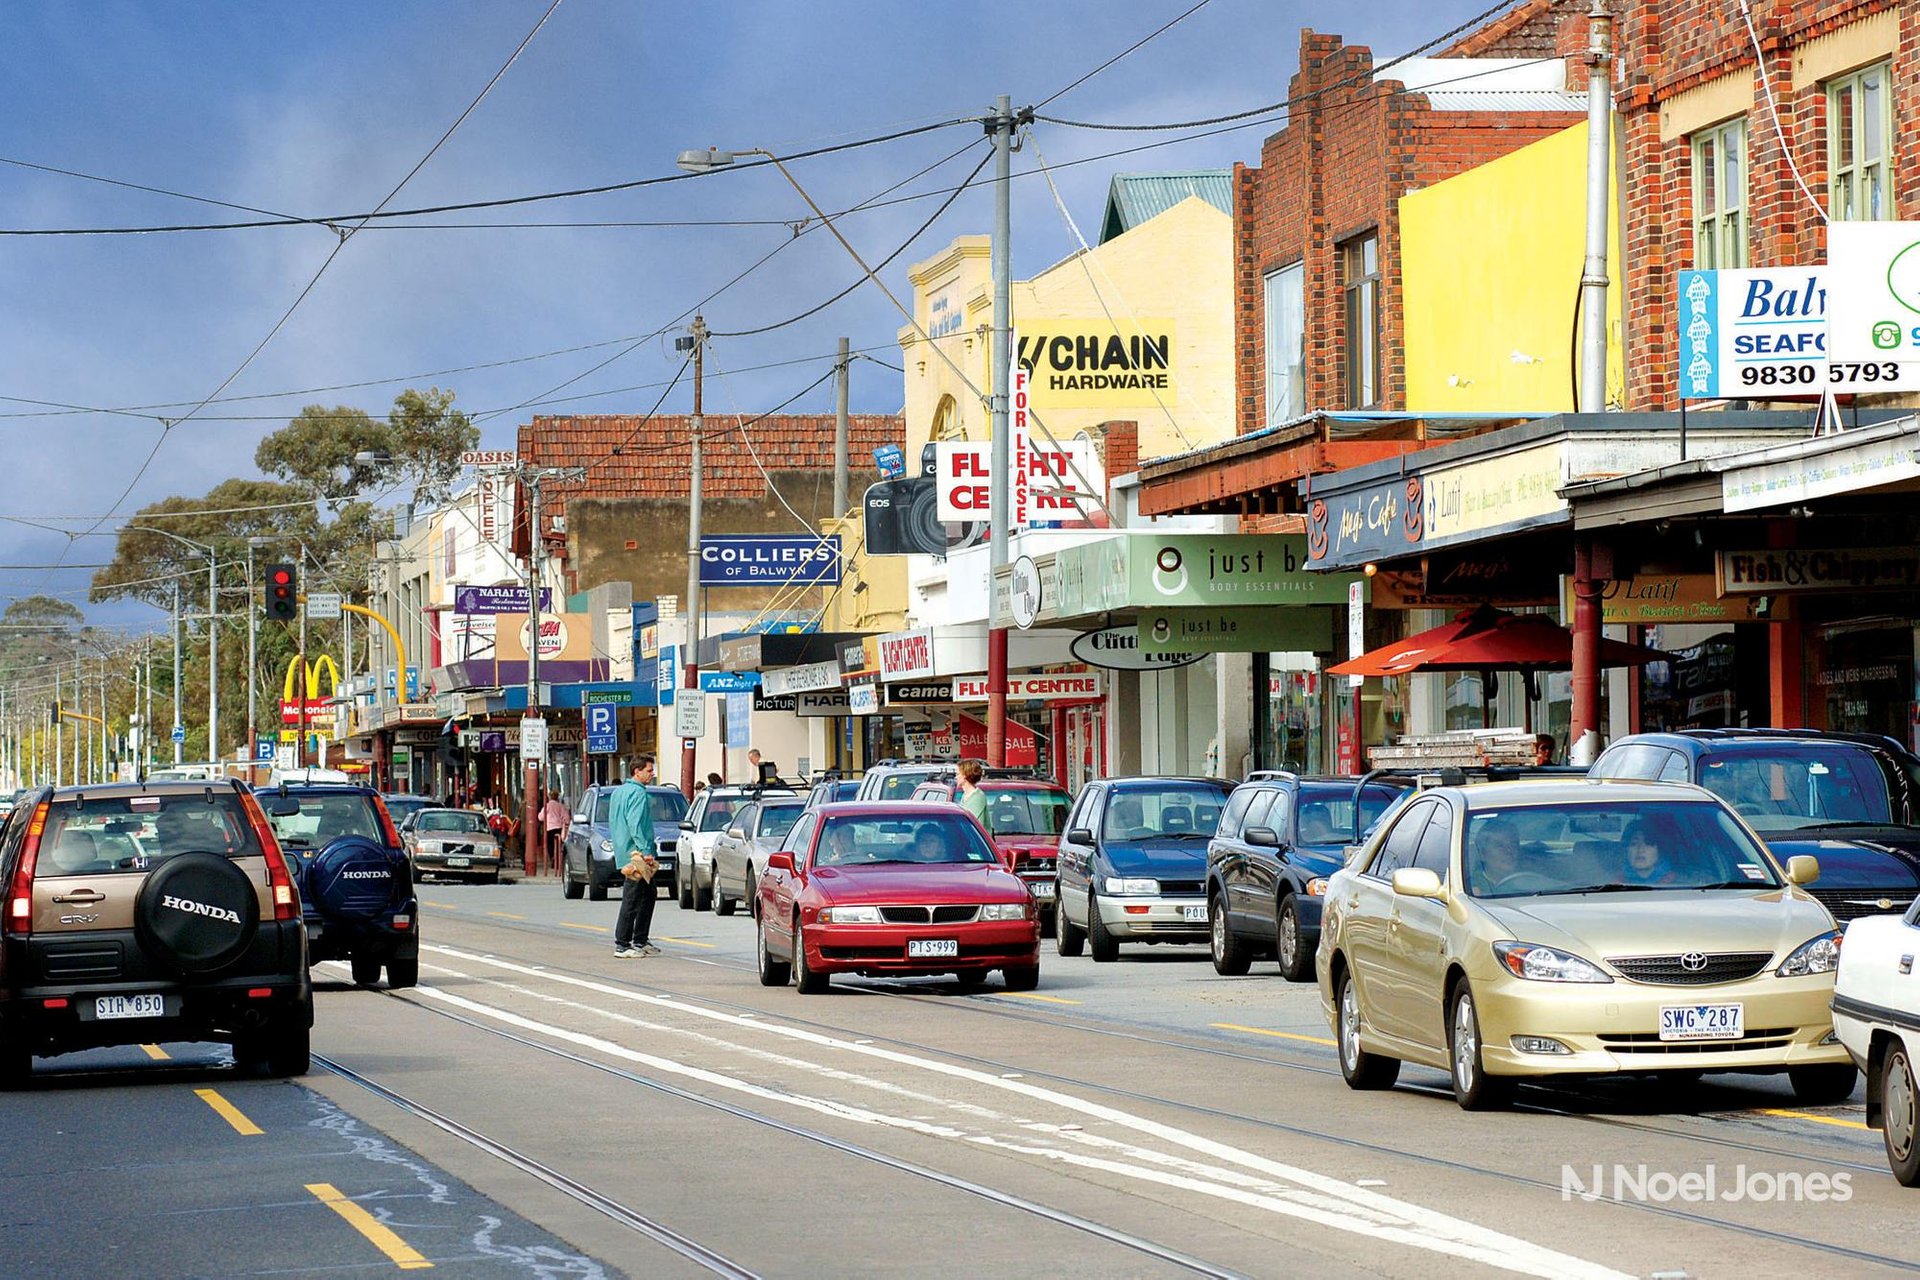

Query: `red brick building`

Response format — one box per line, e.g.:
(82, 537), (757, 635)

(513, 412), (903, 603)
(1609, 0), (1917, 407)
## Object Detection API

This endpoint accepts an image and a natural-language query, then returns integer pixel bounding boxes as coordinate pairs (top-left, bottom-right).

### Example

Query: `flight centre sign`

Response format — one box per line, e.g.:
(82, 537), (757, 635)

(1016, 320), (1176, 407)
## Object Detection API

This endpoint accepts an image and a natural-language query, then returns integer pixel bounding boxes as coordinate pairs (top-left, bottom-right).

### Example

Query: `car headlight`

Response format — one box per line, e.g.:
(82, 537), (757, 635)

(820, 905), (884, 924)
(1492, 941), (1613, 983)
(1102, 876), (1159, 896)
(598, 838), (613, 853)
(1776, 930), (1842, 977)
(1305, 878), (1329, 897)
(980, 903), (1028, 921)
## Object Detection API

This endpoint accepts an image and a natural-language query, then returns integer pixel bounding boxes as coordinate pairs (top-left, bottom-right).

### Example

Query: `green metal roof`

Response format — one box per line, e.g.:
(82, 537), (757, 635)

(1098, 170), (1232, 243)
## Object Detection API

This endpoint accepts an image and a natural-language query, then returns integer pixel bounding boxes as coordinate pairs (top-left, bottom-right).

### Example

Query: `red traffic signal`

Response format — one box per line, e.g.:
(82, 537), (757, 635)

(264, 562), (299, 622)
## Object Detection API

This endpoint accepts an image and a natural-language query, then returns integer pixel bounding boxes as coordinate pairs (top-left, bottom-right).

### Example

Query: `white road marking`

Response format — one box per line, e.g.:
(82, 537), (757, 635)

(421, 945), (1628, 1279)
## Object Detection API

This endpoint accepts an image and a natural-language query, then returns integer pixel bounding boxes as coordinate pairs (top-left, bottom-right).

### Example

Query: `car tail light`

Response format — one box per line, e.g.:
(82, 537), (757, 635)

(241, 795), (299, 922)
(5, 800), (49, 936)
(372, 796), (404, 849)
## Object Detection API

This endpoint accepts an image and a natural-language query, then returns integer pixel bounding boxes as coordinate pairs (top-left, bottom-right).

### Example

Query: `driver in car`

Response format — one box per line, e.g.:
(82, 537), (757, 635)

(153, 803), (239, 858)
(819, 822), (861, 867)
(1471, 821), (1528, 894)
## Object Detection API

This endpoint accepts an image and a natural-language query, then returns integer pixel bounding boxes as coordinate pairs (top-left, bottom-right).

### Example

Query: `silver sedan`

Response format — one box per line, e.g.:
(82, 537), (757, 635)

(403, 808), (504, 883)
(710, 798), (805, 917)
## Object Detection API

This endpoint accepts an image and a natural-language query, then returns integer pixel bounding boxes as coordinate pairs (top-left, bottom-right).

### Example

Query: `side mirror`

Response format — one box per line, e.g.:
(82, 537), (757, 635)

(1066, 828), (1095, 845)
(266, 796), (300, 818)
(1786, 855), (1821, 886)
(1244, 825), (1281, 849)
(571, 814), (588, 826)
(678, 820), (695, 831)
(767, 851), (795, 874)
(1391, 867), (1446, 900)
(727, 826), (746, 840)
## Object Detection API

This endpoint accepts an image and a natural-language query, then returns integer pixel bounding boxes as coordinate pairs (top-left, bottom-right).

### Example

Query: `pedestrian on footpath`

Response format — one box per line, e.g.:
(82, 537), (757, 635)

(540, 788), (571, 874)
(609, 755), (661, 958)
(958, 758), (990, 829)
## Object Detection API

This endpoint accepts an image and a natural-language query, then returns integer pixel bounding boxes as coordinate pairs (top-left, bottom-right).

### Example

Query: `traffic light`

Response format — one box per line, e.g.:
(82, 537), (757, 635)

(49, 702), (60, 725)
(265, 563), (298, 622)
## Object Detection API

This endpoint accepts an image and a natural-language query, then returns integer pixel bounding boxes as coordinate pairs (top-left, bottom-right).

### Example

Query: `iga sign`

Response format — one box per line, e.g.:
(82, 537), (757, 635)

(932, 439), (1103, 525)
(1824, 222), (1920, 392)
(1677, 269), (1828, 398)
(950, 673), (1102, 702)
(698, 535), (841, 587)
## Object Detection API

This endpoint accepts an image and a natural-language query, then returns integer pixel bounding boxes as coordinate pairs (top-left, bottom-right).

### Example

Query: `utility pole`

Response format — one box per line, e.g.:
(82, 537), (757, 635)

(1571, 0), (1613, 765)
(986, 93), (1014, 769)
(207, 552), (219, 767)
(297, 588), (309, 770)
(680, 315), (707, 801)
(246, 538), (260, 774)
(833, 336), (850, 518)
(54, 671), (62, 788)
(171, 578), (183, 765)
(523, 471), (544, 876)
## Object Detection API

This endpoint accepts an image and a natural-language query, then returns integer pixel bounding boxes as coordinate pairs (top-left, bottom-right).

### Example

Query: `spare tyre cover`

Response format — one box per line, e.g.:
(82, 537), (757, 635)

(134, 853), (260, 975)
(305, 836), (404, 922)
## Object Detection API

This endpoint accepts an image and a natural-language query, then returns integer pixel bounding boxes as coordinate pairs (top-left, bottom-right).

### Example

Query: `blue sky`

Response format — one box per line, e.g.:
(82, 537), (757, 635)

(0, 0), (1510, 630)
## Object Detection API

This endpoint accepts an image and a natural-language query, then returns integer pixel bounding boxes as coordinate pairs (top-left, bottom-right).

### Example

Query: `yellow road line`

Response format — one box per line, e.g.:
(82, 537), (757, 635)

(1211, 1021), (1337, 1047)
(194, 1088), (264, 1136)
(655, 935), (715, 949)
(306, 1183), (433, 1270)
(993, 991), (1081, 1005)
(560, 921), (609, 933)
(1757, 1107), (1871, 1131)
(486, 911), (526, 921)
(423, 901), (457, 910)
(139, 1044), (169, 1060)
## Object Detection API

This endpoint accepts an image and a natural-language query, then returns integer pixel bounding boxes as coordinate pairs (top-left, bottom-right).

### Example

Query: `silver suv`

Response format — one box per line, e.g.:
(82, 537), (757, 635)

(0, 780), (312, 1084)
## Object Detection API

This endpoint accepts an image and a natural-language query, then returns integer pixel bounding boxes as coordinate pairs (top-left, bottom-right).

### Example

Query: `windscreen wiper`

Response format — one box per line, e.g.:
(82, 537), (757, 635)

(1565, 882), (1656, 894)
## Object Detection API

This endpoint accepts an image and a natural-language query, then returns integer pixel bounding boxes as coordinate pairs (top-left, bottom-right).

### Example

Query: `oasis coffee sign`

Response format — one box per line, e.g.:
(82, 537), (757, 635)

(1070, 626), (1200, 671)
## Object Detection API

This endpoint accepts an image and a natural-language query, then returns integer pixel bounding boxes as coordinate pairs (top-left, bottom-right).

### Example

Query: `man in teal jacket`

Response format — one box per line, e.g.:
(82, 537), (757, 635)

(609, 754), (660, 957)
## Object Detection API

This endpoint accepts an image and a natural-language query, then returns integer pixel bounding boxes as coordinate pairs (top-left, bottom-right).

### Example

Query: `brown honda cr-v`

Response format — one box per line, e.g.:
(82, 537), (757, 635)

(0, 779), (311, 1085)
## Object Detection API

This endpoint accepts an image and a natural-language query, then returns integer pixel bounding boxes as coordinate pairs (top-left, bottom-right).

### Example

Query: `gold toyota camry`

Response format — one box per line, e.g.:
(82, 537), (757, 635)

(1317, 778), (1855, 1110)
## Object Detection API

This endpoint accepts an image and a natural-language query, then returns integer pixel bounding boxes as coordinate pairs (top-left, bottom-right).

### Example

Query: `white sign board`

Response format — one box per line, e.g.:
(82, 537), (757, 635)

(763, 661), (842, 696)
(1824, 223), (1920, 392)
(795, 689), (851, 717)
(674, 697), (707, 739)
(1676, 268), (1828, 398)
(1347, 580), (1365, 689)
(932, 440), (1104, 524)
(519, 715), (549, 762)
(305, 591), (343, 621)
(950, 672), (1102, 702)
(1009, 556), (1041, 630)
(847, 683), (881, 716)
(461, 450), (518, 468)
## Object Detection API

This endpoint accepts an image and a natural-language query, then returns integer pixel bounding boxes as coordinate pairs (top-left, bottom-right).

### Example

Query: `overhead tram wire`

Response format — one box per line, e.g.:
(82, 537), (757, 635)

(37, 0), (566, 601)
(1033, 0), (1215, 110)
(0, 115), (979, 237)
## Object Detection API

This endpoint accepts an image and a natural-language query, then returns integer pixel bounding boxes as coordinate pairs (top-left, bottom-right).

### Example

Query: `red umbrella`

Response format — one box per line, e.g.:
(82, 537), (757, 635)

(1328, 605), (1663, 677)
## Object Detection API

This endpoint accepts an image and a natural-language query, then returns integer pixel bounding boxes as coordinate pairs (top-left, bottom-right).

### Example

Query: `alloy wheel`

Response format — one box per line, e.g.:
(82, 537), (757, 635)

(1452, 993), (1479, 1096)
(1889, 1048), (1917, 1168)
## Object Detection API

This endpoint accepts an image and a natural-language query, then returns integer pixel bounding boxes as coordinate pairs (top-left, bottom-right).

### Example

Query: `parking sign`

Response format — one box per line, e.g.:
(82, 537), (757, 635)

(585, 703), (618, 755)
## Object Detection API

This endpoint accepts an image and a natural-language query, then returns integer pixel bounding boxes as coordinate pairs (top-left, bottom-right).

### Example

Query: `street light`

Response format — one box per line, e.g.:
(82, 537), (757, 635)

(131, 525), (219, 765)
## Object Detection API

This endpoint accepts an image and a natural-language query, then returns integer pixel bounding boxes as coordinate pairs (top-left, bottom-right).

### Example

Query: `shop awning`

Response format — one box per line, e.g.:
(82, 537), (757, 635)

(1329, 605), (1664, 676)
(706, 630), (868, 672)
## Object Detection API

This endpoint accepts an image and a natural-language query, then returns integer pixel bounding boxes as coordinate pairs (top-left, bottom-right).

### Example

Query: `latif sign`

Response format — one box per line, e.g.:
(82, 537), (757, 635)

(1015, 320), (1176, 407)
(698, 535), (841, 587)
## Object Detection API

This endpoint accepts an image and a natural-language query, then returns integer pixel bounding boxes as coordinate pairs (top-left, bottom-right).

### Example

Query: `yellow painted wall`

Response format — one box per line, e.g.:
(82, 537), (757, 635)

(897, 195), (1235, 465)
(1400, 122), (1625, 413)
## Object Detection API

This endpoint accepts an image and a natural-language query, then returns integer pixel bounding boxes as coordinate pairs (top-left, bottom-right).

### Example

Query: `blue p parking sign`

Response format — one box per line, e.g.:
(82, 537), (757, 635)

(585, 702), (618, 755)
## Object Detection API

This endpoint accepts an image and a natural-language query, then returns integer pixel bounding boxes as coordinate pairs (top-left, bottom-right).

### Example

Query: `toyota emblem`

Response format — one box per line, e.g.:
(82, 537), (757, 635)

(1678, 952), (1708, 972)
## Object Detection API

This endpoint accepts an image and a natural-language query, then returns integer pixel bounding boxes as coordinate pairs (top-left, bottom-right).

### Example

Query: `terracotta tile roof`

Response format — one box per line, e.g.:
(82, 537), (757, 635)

(512, 412), (904, 551)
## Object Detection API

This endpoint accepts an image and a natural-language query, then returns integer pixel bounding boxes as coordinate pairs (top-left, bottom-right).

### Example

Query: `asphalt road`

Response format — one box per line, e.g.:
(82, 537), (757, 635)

(4, 878), (1917, 1279)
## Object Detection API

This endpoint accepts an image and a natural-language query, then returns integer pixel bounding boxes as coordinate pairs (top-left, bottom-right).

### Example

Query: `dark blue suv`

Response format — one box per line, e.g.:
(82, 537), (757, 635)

(1054, 777), (1234, 962)
(1591, 729), (1920, 922)
(261, 785), (418, 988)
(1206, 773), (1407, 981)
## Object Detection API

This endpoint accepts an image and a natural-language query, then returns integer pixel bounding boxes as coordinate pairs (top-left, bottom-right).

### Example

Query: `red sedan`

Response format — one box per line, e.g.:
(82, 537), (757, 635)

(754, 803), (1041, 993)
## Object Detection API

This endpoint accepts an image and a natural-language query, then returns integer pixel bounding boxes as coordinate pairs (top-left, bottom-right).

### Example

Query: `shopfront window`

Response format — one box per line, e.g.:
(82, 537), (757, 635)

(1264, 261), (1306, 425)
(1805, 615), (1913, 741)
(1262, 655), (1323, 773)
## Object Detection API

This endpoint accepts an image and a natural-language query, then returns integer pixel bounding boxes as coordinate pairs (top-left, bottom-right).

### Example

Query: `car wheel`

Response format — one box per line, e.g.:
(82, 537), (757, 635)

(755, 912), (790, 987)
(236, 1016), (310, 1078)
(1209, 891), (1251, 976)
(793, 923), (828, 994)
(1038, 907), (1055, 940)
(562, 865), (584, 900)
(350, 953), (383, 987)
(694, 874), (713, 913)
(1449, 981), (1514, 1110)
(1788, 1063), (1858, 1106)
(952, 970), (987, 990)
(1276, 894), (1313, 983)
(1086, 892), (1119, 963)
(588, 879), (608, 902)
(1884, 1043), (1920, 1187)
(386, 957), (419, 990)
(0, 1043), (33, 1090)
(1054, 883), (1085, 957)
(744, 868), (758, 920)
(678, 869), (694, 910)
(1335, 966), (1400, 1091)
(713, 873), (736, 917)
(1003, 965), (1040, 992)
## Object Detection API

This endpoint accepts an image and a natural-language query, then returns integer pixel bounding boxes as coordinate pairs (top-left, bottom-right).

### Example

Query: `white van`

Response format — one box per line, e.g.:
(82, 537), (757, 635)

(266, 766), (352, 787)
(146, 762), (225, 782)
